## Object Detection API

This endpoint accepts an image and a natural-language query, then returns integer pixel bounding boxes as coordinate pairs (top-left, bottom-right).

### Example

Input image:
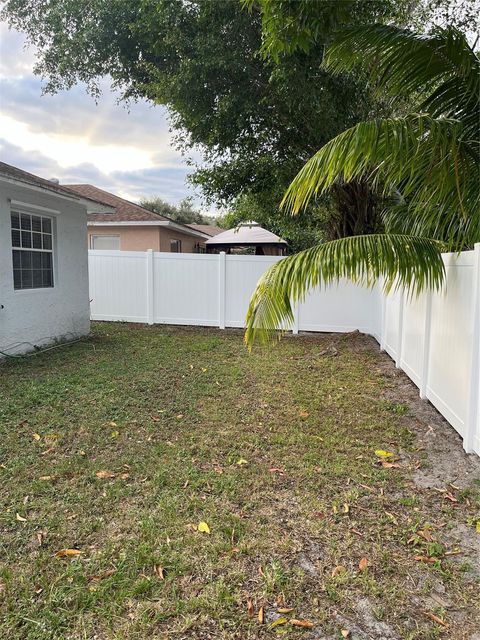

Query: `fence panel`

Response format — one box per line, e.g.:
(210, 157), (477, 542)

(224, 255), (282, 327)
(400, 293), (428, 387)
(299, 281), (380, 335)
(153, 253), (219, 326)
(89, 250), (148, 322)
(425, 251), (476, 437)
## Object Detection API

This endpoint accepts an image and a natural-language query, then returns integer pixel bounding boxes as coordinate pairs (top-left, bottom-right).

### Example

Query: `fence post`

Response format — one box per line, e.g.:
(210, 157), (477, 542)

(146, 249), (154, 325)
(218, 251), (226, 329)
(419, 289), (433, 400)
(395, 289), (404, 368)
(465, 243), (480, 453)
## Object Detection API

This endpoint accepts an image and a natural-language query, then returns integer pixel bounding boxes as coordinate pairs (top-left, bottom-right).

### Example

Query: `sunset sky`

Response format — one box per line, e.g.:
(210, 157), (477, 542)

(0, 23), (205, 208)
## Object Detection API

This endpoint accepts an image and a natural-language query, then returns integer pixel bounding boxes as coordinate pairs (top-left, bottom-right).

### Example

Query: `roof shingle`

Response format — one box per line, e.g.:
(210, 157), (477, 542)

(64, 184), (170, 222)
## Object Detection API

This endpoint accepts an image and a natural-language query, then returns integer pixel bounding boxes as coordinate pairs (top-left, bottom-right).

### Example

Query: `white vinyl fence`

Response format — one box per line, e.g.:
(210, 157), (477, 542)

(88, 247), (480, 456)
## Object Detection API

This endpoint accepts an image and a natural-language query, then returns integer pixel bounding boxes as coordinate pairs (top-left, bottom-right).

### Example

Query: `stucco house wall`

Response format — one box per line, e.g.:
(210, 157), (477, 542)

(88, 225), (204, 253)
(88, 226), (161, 251)
(0, 176), (90, 356)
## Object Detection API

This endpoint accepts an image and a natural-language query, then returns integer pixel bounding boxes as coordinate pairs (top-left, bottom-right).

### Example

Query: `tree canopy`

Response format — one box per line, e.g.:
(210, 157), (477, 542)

(139, 196), (216, 226)
(2, 0), (409, 249)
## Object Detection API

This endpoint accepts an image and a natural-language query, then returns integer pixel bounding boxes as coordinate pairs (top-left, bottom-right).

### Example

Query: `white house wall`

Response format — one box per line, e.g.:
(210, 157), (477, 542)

(0, 182), (90, 355)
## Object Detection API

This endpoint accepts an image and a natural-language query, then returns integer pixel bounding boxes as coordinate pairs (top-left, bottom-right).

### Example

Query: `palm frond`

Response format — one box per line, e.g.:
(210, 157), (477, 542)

(323, 25), (479, 120)
(281, 114), (479, 250)
(245, 234), (444, 348)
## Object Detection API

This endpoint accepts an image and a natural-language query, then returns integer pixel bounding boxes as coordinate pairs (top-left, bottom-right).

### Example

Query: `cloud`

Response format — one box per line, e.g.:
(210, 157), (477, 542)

(0, 139), (201, 206)
(0, 23), (207, 207)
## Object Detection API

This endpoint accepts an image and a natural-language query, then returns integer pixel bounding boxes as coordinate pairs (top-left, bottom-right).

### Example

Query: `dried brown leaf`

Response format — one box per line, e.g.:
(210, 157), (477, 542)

(55, 548), (81, 558)
(95, 470), (116, 479)
(290, 619), (314, 628)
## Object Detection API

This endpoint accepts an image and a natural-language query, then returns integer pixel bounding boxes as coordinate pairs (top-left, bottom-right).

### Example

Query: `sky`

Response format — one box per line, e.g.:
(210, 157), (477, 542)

(0, 23), (205, 208)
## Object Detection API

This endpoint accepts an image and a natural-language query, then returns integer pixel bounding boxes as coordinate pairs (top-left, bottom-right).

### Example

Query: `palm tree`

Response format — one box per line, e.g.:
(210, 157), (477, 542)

(245, 25), (479, 347)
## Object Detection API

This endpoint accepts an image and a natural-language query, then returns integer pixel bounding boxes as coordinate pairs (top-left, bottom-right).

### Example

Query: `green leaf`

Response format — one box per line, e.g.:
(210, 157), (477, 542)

(245, 234), (444, 348)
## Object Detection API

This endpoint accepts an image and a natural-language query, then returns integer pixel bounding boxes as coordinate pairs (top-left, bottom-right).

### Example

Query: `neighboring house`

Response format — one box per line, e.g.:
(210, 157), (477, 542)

(0, 162), (90, 356)
(64, 184), (211, 252)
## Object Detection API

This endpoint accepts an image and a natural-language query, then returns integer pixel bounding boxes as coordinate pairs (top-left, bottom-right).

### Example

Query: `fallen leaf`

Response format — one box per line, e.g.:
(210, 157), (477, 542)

(343, 503), (350, 514)
(88, 569), (115, 582)
(236, 458), (248, 466)
(40, 447), (55, 456)
(32, 433), (41, 441)
(34, 586), (43, 595)
(269, 617), (288, 629)
(415, 555), (437, 563)
(380, 461), (401, 468)
(424, 611), (448, 627)
(299, 410), (309, 418)
(39, 475), (54, 481)
(375, 449), (394, 458)
(96, 470), (116, 479)
(108, 421), (117, 427)
(176, 414), (184, 419)
(197, 521), (210, 534)
(341, 630), (351, 638)
(111, 431), (119, 438)
(277, 607), (294, 614)
(269, 467), (284, 475)
(444, 492), (458, 503)
(119, 473), (130, 480)
(290, 619), (314, 628)
(55, 549), (81, 558)
(258, 606), (265, 624)
(417, 529), (434, 542)
(247, 598), (254, 617)
(16, 513), (27, 522)
(331, 565), (347, 577)
(153, 565), (165, 580)
(358, 557), (369, 571)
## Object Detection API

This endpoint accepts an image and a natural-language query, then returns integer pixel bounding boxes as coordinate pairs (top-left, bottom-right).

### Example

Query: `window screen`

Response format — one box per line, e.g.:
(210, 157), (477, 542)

(170, 239), (182, 253)
(11, 211), (54, 290)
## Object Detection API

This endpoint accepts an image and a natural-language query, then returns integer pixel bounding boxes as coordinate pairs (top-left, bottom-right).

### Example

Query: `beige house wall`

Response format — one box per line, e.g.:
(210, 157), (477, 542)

(88, 226), (205, 253)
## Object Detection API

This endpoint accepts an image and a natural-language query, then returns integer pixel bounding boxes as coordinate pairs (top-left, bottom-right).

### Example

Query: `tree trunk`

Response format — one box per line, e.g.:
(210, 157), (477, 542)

(329, 180), (382, 240)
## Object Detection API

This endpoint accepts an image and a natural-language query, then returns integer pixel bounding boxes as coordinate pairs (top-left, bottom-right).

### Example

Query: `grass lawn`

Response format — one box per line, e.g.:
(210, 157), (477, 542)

(0, 322), (479, 640)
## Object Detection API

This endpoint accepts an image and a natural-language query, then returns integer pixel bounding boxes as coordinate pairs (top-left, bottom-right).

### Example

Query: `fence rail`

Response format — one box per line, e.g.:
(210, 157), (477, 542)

(88, 247), (480, 456)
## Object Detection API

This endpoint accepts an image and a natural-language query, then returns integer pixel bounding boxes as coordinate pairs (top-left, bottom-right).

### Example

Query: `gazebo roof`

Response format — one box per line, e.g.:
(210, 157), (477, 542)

(205, 221), (287, 246)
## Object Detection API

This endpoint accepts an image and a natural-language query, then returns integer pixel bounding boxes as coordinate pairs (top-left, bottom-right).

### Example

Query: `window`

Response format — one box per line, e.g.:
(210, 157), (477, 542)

(11, 211), (54, 290)
(91, 235), (120, 250)
(170, 239), (182, 253)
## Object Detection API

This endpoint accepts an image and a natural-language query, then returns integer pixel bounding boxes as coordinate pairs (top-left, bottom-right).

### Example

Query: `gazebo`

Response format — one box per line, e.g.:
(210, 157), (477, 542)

(205, 221), (287, 255)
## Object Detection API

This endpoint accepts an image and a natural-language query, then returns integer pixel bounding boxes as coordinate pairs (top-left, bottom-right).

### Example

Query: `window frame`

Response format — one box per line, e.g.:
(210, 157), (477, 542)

(90, 234), (121, 250)
(10, 209), (55, 291)
(170, 239), (182, 253)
